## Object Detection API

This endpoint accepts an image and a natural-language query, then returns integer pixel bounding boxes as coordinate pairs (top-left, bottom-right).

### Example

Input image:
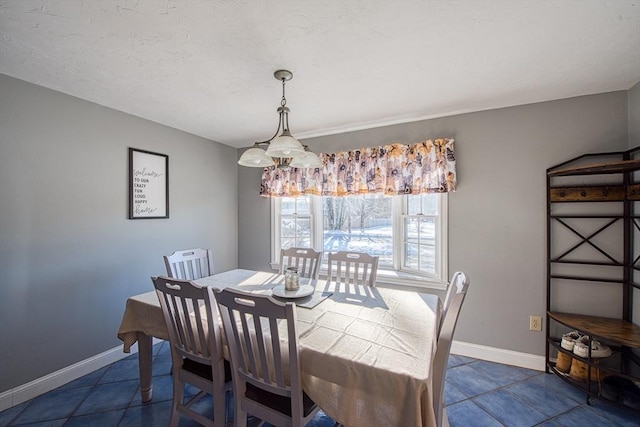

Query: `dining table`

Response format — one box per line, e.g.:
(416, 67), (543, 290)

(117, 269), (441, 427)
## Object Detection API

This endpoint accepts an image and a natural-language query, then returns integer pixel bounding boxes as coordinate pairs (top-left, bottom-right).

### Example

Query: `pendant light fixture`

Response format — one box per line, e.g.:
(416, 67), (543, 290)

(238, 69), (323, 170)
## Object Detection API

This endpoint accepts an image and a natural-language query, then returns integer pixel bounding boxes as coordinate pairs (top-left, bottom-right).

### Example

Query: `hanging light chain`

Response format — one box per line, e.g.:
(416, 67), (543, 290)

(281, 77), (287, 107)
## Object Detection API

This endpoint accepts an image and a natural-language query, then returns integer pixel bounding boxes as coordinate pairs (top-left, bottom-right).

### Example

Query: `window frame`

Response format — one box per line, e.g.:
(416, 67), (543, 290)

(271, 193), (448, 290)
(270, 196), (318, 269)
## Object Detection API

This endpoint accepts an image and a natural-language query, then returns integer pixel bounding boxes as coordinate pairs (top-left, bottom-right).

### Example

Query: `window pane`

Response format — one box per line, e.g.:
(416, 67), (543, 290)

(421, 194), (438, 215)
(404, 243), (419, 270)
(322, 195), (393, 266)
(280, 196), (311, 215)
(407, 196), (421, 215)
(295, 197), (311, 214)
(282, 235), (311, 249)
(420, 245), (435, 272)
(406, 193), (438, 215)
(404, 218), (420, 243)
(281, 198), (296, 215)
(403, 216), (436, 275)
(281, 217), (311, 240)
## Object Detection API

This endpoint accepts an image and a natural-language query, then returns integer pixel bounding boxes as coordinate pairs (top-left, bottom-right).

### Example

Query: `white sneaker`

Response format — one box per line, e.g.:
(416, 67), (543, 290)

(573, 336), (612, 358)
(561, 331), (581, 351)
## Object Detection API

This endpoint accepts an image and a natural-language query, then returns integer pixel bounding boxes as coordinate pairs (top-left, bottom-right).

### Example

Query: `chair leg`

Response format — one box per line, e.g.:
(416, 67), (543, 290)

(213, 387), (227, 427)
(235, 407), (247, 427)
(170, 380), (184, 427)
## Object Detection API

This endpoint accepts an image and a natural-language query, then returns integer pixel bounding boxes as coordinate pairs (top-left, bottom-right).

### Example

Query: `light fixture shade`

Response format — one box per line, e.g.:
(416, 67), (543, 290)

(265, 132), (306, 158)
(290, 150), (323, 169)
(238, 147), (276, 167)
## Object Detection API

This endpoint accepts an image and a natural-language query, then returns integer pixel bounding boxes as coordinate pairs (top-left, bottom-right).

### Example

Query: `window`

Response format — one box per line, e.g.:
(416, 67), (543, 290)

(272, 193), (447, 288)
(273, 196), (313, 249)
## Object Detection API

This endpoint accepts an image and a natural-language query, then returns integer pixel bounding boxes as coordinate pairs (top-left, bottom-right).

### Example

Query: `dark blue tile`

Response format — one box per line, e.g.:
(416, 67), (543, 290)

(473, 389), (547, 427)
(185, 393), (214, 420)
(73, 379), (139, 415)
(445, 364), (506, 397)
(12, 387), (91, 424)
(119, 400), (173, 427)
(538, 421), (562, 427)
(64, 409), (125, 426)
(446, 399), (502, 427)
(155, 340), (170, 356)
(551, 404), (618, 426)
(588, 399), (640, 427)
(9, 419), (67, 426)
(504, 378), (581, 417)
(130, 374), (175, 406)
(98, 358), (140, 383)
(469, 360), (539, 385)
(445, 380), (468, 405)
(447, 354), (476, 368)
(0, 400), (29, 425)
(152, 352), (173, 377)
(529, 372), (588, 403)
(125, 352), (139, 360)
(59, 366), (108, 389)
(307, 410), (337, 427)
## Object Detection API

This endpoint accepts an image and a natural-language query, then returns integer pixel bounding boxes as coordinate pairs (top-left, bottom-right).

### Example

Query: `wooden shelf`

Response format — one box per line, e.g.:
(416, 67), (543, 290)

(547, 159), (640, 177)
(548, 312), (640, 348)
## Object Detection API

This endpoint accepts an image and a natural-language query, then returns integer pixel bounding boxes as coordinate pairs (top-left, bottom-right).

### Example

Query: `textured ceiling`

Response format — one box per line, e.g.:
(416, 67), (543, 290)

(1, 1), (639, 148)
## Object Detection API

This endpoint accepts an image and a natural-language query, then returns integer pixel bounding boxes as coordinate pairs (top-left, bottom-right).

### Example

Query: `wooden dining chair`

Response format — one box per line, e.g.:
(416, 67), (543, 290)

(164, 248), (214, 280)
(439, 271), (465, 335)
(432, 271), (470, 427)
(279, 247), (322, 280)
(327, 250), (379, 287)
(214, 288), (320, 427)
(152, 276), (232, 427)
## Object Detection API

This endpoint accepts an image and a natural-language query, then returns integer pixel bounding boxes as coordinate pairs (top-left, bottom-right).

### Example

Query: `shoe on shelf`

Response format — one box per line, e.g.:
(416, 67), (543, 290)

(561, 331), (582, 351)
(601, 376), (640, 410)
(572, 336), (612, 358)
(622, 386), (640, 410)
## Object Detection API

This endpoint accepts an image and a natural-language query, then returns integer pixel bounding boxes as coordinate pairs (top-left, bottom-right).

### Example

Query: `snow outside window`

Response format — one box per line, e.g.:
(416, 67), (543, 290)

(272, 193), (447, 289)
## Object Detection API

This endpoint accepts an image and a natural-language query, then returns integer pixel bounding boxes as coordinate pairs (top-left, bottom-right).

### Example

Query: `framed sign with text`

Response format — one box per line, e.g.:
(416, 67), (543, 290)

(129, 148), (169, 219)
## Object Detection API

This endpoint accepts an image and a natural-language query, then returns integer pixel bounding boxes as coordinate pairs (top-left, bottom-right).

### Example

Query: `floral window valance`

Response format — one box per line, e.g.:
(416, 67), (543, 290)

(260, 138), (456, 197)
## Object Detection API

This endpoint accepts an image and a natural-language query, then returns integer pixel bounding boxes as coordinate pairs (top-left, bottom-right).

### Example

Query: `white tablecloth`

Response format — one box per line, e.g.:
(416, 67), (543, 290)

(117, 269), (441, 427)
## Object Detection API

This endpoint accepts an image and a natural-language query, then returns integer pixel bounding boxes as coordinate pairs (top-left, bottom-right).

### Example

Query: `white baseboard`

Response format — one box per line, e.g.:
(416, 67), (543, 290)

(0, 338), (163, 412)
(451, 340), (546, 371)
(1, 338), (542, 412)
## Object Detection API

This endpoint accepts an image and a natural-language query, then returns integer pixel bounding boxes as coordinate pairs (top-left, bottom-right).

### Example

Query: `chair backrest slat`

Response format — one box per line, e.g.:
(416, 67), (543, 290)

(269, 316), (286, 387)
(327, 251), (379, 287)
(279, 247), (322, 280)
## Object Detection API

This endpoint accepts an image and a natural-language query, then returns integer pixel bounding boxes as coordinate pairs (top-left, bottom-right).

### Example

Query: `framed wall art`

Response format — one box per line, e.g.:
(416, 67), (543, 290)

(129, 148), (169, 219)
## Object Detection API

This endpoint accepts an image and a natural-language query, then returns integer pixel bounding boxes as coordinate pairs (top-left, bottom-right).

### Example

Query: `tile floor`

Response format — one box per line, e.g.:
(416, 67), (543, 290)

(1, 342), (638, 426)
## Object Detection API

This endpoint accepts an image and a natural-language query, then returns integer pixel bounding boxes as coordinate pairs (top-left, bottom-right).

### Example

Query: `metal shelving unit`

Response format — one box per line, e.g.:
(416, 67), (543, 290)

(545, 147), (640, 411)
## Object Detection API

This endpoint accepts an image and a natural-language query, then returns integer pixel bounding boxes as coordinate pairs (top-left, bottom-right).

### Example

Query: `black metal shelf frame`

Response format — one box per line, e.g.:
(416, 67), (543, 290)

(545, 146), (639, 409)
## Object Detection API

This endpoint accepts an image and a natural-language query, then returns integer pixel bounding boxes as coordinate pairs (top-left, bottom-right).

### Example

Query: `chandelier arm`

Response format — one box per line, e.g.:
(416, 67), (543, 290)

(283, 110), (291, 133)
(253, 109), (285, 146)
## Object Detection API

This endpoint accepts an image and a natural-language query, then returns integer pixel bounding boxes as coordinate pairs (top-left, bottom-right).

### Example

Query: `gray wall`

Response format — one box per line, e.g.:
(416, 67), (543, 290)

(630, 81), (640, 147)
(0, 75), (238, 392)
(237, 91), (629, 356)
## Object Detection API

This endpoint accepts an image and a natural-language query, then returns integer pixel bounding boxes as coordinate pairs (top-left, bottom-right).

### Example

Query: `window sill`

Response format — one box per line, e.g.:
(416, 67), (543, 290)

(374, 269), (448, 291)
(270, 263), (448, 291)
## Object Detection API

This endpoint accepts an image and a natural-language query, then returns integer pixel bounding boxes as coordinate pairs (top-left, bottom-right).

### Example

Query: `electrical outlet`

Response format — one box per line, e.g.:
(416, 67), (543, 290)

(530, 315), (542, 331)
